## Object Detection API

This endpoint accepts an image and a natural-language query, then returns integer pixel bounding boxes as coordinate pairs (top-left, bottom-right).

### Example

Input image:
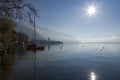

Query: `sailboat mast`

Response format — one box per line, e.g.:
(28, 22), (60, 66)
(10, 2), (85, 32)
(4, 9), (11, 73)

(33, 14), (36, 42)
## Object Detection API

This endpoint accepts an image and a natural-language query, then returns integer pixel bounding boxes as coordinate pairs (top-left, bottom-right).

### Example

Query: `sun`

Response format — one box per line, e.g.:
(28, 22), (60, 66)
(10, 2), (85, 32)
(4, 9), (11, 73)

(87, 5), (96, 16)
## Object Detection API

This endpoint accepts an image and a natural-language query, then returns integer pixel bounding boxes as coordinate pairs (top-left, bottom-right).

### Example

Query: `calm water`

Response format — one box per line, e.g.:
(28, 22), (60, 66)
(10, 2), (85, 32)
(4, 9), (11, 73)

(0, 43), (120, 80)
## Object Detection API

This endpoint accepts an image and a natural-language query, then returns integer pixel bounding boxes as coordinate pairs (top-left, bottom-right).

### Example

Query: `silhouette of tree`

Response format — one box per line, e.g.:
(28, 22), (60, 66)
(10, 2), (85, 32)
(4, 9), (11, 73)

(0, 0), (38, 23)
(0, 18), (16, 44)
(0, 0), (38, 45)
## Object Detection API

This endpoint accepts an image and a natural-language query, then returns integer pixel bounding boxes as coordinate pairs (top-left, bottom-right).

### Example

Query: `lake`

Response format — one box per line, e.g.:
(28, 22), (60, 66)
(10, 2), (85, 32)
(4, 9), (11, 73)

(0, 43), (120, 80)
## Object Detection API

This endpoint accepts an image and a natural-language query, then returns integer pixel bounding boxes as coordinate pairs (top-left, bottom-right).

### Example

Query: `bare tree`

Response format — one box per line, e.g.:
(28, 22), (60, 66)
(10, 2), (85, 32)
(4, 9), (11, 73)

(0, 0), (38, 45)
(0, 0), (38, 24)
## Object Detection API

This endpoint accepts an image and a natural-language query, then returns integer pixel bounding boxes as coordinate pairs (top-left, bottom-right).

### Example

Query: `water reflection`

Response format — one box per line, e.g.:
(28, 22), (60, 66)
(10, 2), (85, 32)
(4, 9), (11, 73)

(0, 49), (16, 80)
(1, 43), (120, 80)
(48, 44), (51, 50)
(60, 44), (63, 49)
(32, 52), (37, 80)
(90, 72), (96, 80)
(47, 44), (63, 50)
(0, 45), (27, 80)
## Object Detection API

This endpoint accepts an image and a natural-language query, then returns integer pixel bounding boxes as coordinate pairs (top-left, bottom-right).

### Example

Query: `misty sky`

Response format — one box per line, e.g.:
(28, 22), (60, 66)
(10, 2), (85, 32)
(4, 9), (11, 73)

(28, 0), (120, 42)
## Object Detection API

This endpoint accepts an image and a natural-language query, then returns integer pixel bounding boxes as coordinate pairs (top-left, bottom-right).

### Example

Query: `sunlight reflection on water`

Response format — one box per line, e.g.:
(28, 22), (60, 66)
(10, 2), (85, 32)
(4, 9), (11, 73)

(90, 72), (96, 80)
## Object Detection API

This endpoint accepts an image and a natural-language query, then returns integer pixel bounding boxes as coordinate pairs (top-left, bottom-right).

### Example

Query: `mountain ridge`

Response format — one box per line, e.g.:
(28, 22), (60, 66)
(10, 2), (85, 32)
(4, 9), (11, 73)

(15, 24), (79, 42)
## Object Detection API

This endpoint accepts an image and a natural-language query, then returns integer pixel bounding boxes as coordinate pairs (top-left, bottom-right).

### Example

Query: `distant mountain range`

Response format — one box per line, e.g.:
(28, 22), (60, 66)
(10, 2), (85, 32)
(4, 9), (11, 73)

(15, 24), (79, 42)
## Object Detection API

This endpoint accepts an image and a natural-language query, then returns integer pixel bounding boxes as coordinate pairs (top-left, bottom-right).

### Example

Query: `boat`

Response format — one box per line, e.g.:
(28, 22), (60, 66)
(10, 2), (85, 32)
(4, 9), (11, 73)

(27, 46), (44, 51)
(27, 14), (44, 51)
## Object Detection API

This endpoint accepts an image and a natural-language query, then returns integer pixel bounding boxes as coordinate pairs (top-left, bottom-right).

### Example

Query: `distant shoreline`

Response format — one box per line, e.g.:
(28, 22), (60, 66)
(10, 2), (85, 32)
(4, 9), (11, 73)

(80, 42), (120, 44)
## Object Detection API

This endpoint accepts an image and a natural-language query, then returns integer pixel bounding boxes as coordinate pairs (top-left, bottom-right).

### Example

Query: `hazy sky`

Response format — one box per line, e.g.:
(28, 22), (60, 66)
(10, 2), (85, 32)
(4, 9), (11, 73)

(29, 0), (120, 42)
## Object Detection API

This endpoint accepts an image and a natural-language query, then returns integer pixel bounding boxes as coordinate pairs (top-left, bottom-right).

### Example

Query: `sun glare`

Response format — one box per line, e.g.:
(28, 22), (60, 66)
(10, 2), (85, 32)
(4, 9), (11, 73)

(87, 5), (96, 16)
(90, 72), (96, 80)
